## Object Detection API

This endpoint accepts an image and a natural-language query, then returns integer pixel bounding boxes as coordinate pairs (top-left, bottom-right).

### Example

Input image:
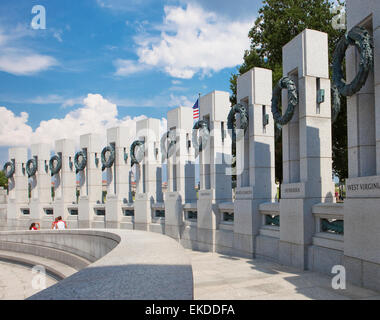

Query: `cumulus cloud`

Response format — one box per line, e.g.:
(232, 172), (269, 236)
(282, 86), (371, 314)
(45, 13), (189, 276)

(0, 107), (33, 146)
(114, 59), (150, 76)
(116, 4), (252, 79)
(0, 27), (57, 76)
(0, 49), (57, 76)
(180, 0), (259, 20)
(0, 94), (166, 150)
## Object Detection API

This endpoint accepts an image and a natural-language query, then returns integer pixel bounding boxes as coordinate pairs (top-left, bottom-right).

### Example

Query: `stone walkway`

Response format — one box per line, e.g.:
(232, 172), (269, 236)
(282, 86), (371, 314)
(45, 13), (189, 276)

(0, 261), (57, 300)
(1, 250), (380, 300)
(188, 250), (380, 300)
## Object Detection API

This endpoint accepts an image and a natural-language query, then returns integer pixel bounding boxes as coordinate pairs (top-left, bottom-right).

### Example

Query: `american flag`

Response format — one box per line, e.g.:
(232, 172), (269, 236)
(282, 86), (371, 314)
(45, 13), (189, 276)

(193, 99), (199, 119)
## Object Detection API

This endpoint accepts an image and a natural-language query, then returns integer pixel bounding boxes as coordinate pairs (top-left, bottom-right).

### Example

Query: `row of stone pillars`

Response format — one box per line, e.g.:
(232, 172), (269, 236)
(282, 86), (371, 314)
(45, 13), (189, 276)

(2, 0), (380, 291)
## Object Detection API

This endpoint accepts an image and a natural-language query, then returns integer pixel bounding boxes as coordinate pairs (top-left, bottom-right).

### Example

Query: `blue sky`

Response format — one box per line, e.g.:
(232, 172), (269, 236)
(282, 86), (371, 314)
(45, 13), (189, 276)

(0, 0), (263, 164)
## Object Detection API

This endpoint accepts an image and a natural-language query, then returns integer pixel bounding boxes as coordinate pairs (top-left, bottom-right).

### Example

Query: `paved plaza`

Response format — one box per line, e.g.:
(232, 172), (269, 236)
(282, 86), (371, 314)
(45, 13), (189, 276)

(1, 249), (380, 300)
(189, 251), (380, 300)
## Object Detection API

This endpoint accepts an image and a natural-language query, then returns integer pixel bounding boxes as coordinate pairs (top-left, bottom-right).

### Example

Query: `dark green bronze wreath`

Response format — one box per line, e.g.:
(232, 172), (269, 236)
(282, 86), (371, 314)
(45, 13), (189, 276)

(271, 76), (298, 125)
(160, 130), (176, 162)
(130, 140), (145, 167)
(74, 150), (87, 174)
(192, 120), (210, 158)
(227, 103), (249, 141)
(49, 154), (62, 176)
(26, 157), (38, 178)
(3, 160), (15, 179)
(332, 26), (374, 122)
(101, 145), (115, 171)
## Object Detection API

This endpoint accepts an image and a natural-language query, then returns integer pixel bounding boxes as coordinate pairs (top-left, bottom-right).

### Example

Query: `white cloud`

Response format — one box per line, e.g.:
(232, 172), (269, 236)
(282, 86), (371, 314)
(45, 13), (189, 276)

(0, 107), (33, 147)
(114, 59), (150, 76)
(0, 94), (84, 108)
(168, 94), (193, 107)
(0, 26), (57, 76)
(0, 49), (57, 76)
(180, 0), (259, 20)
(0, 94), (167, 150)
(116, 4), (252, 79)
(107, 92), (195, 108)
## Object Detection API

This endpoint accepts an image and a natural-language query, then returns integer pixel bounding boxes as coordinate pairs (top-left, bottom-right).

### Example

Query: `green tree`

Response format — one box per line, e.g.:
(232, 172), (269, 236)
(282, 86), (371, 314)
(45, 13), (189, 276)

(0, 171), (8, 190)
(230, 0), (347, 183)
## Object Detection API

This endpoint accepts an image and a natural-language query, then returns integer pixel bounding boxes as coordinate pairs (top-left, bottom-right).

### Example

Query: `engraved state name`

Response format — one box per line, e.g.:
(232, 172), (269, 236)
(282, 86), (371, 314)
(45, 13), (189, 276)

(347, 183), (380, 192)
(283, 188), (300, 193)
(236, 191), (252, 195)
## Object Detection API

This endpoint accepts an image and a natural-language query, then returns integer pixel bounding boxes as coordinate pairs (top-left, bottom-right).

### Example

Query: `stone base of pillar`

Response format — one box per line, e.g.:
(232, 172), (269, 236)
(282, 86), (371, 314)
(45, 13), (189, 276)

(278, 197), (317, 270)
(197, 189), (218, 252)
(196, 228), (215, 252)
(7, 200), (22, 221)
(29, 201), (44, 221)
(105, 195), (124, 229)
(67, 215), (78, 229)
(134, 193), (153, 231)
(232, 187), (262, 257)
(279, 241), (308, 269)
(232, 233), (254, 258)
(92, 215), (106, 229)
(53, 200), (70, 220)
(344, 194), (380, 292)
(164, 192), (184, 241)
(78, 198), (97, 229)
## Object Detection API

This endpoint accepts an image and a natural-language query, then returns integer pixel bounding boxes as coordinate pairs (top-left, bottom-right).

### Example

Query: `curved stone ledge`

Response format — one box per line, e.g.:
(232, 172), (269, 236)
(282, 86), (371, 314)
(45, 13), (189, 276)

(0, 229), (193, 300)
(0, 250), (77, 281)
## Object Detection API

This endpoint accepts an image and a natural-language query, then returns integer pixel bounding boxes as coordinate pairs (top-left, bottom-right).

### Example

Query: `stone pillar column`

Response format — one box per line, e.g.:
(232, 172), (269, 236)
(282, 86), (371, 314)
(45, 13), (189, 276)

(29, 143), (52, 223)
(0, 187), (7, 223)
(134, 118), (162, 231)
(7, 147), (28, 228)
(233, 67), (276, 257)
(52, 139), (76, 223)
(344, 0), (380, 291)
(105, 127), (133, 229)
(197, 91), (232, 251)
(164, 107), (196, 240)
(279, 29), (334, 269)
(78, 133), (103, 228)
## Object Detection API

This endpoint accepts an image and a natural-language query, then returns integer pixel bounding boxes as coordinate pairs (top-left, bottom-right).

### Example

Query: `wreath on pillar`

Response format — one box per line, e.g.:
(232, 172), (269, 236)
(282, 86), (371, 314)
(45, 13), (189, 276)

(227, 103), (249, 142)
(3, 160), (15, 179)
(160, 130), (176, 162)
(130, 140), (145, 167)
(74, 150), (87, 174)
(101, 145), (115, 171)
(271, 76), (298, 125)
(332, 26), (374, 122)
(26, 157), (38, 178)
(49, 154), (62, 177)
(192, 120), (210, 158)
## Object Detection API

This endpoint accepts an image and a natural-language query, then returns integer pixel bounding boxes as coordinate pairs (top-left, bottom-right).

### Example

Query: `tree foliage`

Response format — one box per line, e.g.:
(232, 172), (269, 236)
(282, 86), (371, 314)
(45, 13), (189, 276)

(230, 0), (347, 182)
(0, 171), (8, 190)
